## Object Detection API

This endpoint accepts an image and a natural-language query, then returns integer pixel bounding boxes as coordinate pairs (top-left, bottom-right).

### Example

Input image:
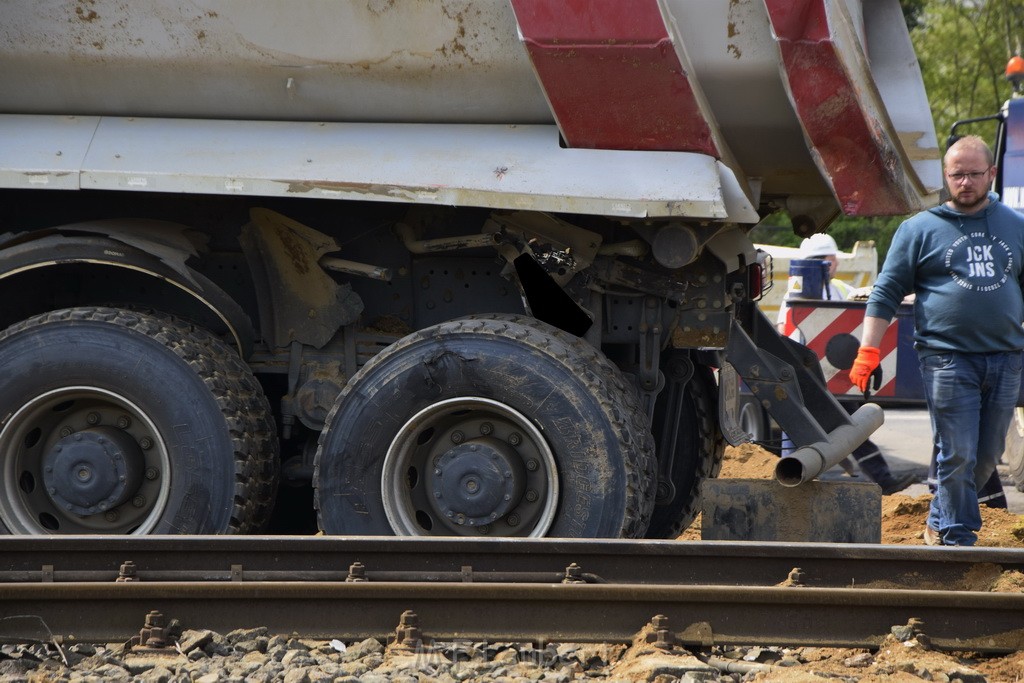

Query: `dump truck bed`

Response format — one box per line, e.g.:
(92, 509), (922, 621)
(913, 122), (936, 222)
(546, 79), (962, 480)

(0, 0), (941, 219)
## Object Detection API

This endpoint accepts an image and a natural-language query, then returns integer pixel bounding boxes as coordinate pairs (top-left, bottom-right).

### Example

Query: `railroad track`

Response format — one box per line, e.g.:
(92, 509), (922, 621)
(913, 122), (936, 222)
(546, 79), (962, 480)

(1, 537), (1022, 653)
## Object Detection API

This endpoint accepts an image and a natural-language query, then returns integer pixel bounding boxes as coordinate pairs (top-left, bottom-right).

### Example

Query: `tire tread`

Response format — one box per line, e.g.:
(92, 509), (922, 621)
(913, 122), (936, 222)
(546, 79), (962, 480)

(315, 313), (656, 538)
(0, 307), (279, 534)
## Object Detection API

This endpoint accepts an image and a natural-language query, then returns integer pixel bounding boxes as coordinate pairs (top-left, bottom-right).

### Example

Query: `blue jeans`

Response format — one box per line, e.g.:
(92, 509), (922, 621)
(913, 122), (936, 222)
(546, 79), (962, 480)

(920, 350), (1022, 545)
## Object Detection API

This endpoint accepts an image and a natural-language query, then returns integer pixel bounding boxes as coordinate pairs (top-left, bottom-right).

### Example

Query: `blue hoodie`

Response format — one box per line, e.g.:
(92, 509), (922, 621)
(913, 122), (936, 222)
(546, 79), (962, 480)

(866, 192), (1024, 355)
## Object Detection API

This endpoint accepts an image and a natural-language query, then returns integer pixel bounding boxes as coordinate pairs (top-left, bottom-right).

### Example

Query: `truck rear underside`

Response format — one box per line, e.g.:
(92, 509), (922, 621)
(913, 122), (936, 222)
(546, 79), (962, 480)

(0, 0), (940, 537)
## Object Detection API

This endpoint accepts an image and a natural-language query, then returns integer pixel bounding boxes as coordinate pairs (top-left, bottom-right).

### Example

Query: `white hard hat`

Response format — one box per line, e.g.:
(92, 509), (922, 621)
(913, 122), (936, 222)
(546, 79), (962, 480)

(799, 233), (839, 258)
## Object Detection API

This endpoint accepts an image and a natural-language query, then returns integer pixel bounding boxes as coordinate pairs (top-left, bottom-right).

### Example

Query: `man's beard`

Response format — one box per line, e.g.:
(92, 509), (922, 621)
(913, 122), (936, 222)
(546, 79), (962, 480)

(949, 189), (987, 211)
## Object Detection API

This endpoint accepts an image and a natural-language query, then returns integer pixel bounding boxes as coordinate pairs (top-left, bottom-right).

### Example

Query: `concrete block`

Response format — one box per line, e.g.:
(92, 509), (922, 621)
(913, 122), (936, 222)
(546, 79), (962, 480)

(700, 478), (881, 543)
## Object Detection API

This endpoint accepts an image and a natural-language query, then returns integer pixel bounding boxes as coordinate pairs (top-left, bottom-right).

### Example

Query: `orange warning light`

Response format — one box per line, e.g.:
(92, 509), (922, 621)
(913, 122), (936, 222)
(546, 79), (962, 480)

(1006, 55), (1024, 90)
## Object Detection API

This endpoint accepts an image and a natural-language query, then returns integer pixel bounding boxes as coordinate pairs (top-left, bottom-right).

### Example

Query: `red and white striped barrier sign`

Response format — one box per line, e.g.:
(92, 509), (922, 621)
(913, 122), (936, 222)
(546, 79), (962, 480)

(789, 303), (899, 396)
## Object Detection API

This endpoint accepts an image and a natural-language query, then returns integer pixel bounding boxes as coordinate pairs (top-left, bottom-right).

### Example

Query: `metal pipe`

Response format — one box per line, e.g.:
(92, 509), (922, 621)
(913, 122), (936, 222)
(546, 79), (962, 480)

(775, 404), (884, 487)
(319, 256), (392, 282)
(704, 657), (777, 675)
(395, 222), (496, 254)
(598, 240), (648, 258)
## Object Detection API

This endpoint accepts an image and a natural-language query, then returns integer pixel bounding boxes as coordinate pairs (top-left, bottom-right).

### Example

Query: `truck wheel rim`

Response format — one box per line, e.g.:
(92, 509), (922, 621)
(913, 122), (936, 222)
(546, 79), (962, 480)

(0, 387), (171, 534)
(738, 399), (764, 441)
(382, 397), (558, 537)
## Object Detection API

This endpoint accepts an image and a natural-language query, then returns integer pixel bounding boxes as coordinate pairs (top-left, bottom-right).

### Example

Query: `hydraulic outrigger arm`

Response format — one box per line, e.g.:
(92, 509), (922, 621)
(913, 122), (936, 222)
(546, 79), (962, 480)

(725, 303), (884, 486)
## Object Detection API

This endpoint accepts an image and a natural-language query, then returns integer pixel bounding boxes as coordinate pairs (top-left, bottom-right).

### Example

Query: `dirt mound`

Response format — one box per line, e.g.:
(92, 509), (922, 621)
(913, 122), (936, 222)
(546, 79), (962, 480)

(717, 442), (781, 479)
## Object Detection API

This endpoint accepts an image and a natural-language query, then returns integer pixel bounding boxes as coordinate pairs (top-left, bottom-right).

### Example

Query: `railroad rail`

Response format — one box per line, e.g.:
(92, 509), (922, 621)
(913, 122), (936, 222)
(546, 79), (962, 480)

(0, 537), (1022, 653)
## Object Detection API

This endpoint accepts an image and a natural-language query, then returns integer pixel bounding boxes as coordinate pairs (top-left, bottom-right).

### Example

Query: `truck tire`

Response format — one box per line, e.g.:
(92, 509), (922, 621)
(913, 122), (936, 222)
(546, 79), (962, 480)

(645, 363), (725, 539)
(1004, 407), (1024, 492)
(466, 312), (658, 522)
(314, 316), (656, 538)
(0, 307), (278, 535)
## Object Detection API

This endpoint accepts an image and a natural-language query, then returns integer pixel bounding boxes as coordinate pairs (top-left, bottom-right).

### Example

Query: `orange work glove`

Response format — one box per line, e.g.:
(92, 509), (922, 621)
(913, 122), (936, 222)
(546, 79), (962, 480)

(849, 346), (880, 392)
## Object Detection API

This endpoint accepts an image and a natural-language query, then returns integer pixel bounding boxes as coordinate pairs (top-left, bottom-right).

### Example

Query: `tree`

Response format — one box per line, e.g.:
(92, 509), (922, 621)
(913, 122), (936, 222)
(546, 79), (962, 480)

(911, 0), (1024, 143)
(901, 0), (927, 29)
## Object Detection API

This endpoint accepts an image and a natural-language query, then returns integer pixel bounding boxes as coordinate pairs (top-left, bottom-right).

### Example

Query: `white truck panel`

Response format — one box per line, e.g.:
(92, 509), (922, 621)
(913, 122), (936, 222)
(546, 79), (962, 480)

(0, 115), (100, 190)
(0, 0), (941, 217)
(0, 115), (758, 221)
(0, 0), (549, 124)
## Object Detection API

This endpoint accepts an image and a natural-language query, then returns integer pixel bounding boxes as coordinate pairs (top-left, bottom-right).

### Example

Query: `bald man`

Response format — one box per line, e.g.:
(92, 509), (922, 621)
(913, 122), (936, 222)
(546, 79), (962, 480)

(850, 135), (1024, 545)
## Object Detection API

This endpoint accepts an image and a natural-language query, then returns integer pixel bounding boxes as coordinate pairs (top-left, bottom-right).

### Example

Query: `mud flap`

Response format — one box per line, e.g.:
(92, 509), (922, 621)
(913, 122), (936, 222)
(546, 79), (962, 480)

(240, 208), (363, 349)
(716, 362), (748, 446)
(700, 478), (881, 543)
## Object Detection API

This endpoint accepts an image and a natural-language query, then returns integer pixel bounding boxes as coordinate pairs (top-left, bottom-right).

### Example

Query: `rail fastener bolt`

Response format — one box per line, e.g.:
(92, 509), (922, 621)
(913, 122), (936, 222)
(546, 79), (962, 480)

(128, 610), (179, 653)
(389, 610), (435, 653)
(116, 560), (139, 582)
(562, 563), (585, 584)
(645, 614), (679, 650)
(346, 561), (368, 582)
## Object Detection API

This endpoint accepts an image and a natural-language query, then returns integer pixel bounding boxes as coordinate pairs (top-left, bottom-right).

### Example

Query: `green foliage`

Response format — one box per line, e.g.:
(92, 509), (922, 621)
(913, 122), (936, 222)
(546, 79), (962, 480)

(900, 0), (926, 29)
(749, 213), (910, 269)
(748, 217), (801, 250)
(826, 216), (910, 266)
(910, 0), (1024, 143)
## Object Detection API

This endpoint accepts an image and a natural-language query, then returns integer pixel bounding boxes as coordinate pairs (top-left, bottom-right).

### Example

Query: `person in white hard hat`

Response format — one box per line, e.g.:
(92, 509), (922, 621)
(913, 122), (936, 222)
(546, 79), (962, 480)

(776, 233), (915, 495)
(776, 233), (856, 335)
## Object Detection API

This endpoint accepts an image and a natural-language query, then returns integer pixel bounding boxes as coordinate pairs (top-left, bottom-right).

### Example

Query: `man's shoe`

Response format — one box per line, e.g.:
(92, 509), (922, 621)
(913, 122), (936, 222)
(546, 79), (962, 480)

(923, 526), (941, 546)
(879, 472), (917, 495)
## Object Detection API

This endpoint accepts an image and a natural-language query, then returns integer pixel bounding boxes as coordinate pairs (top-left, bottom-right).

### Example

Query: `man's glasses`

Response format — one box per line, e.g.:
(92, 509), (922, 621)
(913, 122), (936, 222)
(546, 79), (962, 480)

(946, 170), (989, 182)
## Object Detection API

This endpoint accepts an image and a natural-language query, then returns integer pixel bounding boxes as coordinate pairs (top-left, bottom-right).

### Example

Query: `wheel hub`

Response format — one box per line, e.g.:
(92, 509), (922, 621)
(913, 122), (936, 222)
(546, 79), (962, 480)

(381, 396), (559, 537)
(42, 426), (144, 516)
(428, 438), (526, 526)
